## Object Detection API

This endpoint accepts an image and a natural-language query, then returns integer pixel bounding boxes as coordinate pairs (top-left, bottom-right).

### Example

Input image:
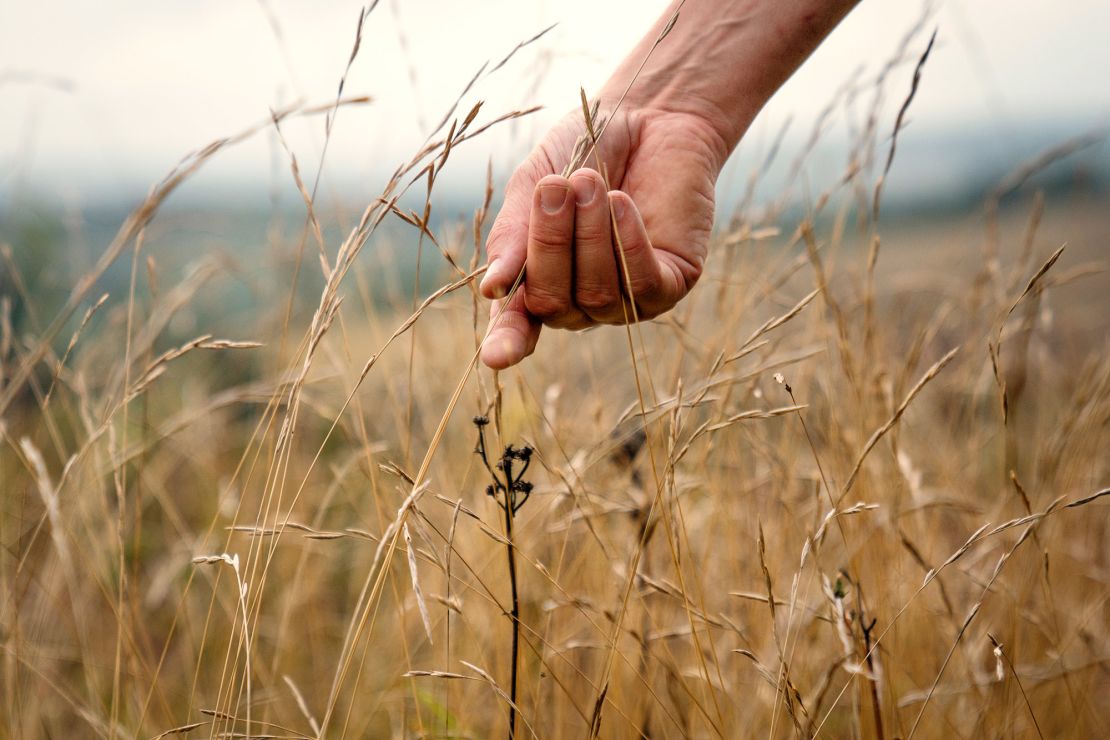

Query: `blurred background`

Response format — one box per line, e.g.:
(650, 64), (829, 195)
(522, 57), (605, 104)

(2, 0), (1108, 210)
(3, 4), (1109, 736)
(5, 0), (1108, 358)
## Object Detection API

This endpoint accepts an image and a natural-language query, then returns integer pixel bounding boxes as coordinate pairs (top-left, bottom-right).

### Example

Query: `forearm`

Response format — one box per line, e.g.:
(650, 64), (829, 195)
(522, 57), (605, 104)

(601, 0), (859, 165)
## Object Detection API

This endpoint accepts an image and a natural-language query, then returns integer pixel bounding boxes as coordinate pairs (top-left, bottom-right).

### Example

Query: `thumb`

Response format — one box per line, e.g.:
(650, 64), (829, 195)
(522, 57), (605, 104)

(480, 157), (546, 299)
(480, 287), (541, 369)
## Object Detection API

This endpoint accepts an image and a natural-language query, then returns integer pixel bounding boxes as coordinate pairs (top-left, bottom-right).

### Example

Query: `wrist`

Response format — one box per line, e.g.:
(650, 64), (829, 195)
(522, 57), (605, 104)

(599, 0), (859, 161)
(596, 87), (746, 173)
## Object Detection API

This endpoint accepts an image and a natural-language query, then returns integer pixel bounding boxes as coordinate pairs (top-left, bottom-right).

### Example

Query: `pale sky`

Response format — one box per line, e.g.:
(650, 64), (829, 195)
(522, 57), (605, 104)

(2, 0), (1108, 206)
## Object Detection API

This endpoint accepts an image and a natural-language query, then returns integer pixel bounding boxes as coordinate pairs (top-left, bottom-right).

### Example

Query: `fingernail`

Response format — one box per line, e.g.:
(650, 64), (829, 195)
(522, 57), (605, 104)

(539, 184), (568, 214)
(611, 194), (627, 221)
(480, 331), (518, 369)
(572, 177), (597, 206)
(481, 259), (507, 298)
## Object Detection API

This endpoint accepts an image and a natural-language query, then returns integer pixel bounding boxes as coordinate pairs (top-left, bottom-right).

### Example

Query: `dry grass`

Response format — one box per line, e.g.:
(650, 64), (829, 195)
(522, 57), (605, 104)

(2, 11), (1109, 740)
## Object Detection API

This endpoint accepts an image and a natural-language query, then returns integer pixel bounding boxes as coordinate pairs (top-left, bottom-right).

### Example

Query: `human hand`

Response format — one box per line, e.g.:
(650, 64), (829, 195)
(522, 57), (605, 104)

(478, 105), (727, 369)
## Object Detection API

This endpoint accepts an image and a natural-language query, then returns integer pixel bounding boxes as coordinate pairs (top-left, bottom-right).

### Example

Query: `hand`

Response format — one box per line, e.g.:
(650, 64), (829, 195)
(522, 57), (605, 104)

(478, 105), (727, 369)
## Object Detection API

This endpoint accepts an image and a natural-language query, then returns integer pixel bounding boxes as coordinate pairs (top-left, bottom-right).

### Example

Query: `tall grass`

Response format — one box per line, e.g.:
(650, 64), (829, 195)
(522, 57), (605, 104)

(2, 8), (1108, 739)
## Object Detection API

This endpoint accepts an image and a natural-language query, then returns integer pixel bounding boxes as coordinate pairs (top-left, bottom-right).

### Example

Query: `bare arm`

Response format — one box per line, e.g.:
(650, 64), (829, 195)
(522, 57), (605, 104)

(479, 0), (859, 369)
(604, 0), (858, 156)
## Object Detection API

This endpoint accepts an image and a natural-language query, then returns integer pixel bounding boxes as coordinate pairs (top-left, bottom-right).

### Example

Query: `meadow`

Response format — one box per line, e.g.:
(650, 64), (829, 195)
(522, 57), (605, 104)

(2, 11), (1108, 740)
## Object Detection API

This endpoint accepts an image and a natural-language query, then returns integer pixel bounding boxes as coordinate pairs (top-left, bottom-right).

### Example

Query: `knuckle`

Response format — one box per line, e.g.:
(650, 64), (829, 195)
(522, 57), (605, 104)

(503, 155), (547, 200)
(574, 220), (609, 244)
(616, 232), (649, 258)
(514, 152), (551, 186)
(525, 287), (569, 321)
(529, 228), (569, 257)
(626, 271), (661, 299)
(486, 217), (522, 258)
(575, 284), (618, 312)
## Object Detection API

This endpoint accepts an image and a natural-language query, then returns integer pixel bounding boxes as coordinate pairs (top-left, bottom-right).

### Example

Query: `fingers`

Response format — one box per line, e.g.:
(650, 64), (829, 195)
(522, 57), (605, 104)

(480, 163), (538, 300)
(569, 169), (622, 322)
(608, 190), (683, 318)
(523, 176), (590, 329)
(480, 164), (689, 368)
(480, 288), (541, 370)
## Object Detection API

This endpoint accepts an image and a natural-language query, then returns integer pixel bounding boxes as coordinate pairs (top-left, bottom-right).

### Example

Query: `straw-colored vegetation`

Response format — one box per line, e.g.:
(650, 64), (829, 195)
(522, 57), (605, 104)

(2, 8), (1108, 739)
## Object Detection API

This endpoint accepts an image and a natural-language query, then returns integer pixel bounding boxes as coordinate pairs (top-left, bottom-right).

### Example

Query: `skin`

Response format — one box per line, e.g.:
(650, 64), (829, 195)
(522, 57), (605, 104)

(479, 0), (860, 369)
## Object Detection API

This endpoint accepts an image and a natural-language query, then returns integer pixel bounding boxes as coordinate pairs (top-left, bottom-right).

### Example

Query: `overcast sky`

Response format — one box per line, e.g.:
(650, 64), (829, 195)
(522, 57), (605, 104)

(2, 0), (1108, 206)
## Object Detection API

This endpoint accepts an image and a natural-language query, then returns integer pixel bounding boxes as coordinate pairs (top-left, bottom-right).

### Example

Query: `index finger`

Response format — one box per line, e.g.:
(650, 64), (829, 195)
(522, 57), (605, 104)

(480, 161), (544, 299)
(481, 288), (541, 369)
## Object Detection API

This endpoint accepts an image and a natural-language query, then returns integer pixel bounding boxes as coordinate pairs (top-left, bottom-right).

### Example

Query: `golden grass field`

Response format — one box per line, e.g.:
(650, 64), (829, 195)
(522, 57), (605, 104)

(2, 18), (1109, 740)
